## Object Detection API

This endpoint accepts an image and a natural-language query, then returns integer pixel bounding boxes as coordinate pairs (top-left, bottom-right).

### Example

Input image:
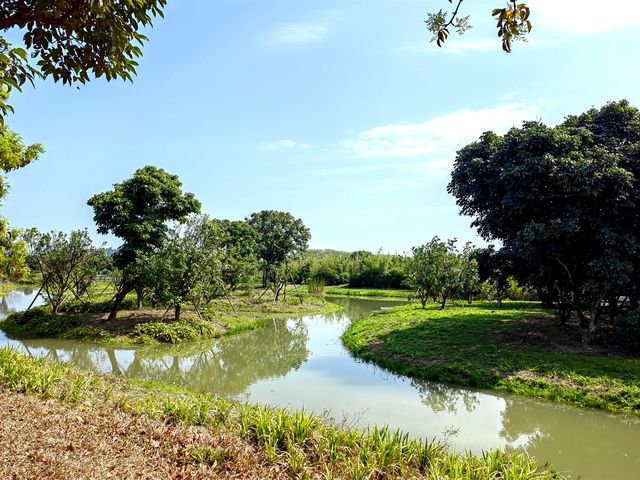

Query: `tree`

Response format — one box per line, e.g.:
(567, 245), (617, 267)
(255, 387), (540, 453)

(213, 219), (259, 292)
(245, 210), (310, 301)
(426, 1), (532, 53)
(137, 215), (223, 320)
(448, 100), (640, 344)
(0, 0), (167, 118)
(0, 125), (44, 280)
(87, 166), (201, 318)
(407, 237), (464, 309)
(26, 229), (104, 313)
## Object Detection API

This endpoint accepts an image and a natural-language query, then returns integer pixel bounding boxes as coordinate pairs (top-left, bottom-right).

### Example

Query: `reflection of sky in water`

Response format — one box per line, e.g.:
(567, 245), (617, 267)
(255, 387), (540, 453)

(2, 290), (640, 479)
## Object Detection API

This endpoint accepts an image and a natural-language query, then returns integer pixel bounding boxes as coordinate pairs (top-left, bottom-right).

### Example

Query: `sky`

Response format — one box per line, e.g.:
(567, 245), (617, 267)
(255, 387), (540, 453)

(3, 0), (640, 253)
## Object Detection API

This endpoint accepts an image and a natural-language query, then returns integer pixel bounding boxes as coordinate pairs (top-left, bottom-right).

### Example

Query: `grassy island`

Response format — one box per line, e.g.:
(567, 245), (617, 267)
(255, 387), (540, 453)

(0, 292), (339, 346)
(342, 302), (640, 416)
(0, 348), (564, 479)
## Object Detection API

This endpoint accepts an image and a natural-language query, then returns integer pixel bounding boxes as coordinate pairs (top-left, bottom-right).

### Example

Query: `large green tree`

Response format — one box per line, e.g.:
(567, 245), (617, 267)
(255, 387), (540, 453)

(87, 165), (201, 319)
(245, 210), (310, 300)
(448, 100), (640, 344)
(0, 0), (166, 118)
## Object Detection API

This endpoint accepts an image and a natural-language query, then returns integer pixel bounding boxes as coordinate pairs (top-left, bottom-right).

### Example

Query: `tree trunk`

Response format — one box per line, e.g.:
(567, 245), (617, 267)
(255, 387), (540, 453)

(608, 294), (618, 323)
(108, 288), (130, 320)
(578, 300), (602, 345)
(262, 268), (268, 289)
(174, 303), (181, 321)
(440, 296), (447, 310)
(497, 296), (503, 308)
(135, 287), (145, 309)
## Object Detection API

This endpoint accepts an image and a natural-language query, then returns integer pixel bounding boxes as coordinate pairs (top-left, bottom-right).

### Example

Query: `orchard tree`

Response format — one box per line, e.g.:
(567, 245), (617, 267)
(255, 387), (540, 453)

(0, 0), (166, 118)
(214, 219), (259, 292)
(246, 210), (310, 300)
(407, 237), (465, 309)
(137, 216), (223, 320)
(88, 166), (201, 318)
(449, 100), (640, 344)
(26, 229), (105, 313)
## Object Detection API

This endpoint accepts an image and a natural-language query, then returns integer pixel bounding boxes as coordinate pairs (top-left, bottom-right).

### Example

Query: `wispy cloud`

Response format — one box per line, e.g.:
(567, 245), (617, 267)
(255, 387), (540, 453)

(262, 139), (311, 151)
(268, 23), (329, 46)
(534, 0), (640, 34)
(339, 104), (537, 159)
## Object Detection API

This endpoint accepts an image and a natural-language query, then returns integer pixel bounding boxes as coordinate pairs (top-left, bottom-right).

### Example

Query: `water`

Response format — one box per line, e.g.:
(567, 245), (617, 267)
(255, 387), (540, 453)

(1, 290), (639, 479)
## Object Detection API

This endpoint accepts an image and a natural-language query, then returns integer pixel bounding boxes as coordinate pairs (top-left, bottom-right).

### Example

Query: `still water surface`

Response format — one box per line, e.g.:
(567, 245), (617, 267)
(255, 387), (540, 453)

(1, 289), (639, 479)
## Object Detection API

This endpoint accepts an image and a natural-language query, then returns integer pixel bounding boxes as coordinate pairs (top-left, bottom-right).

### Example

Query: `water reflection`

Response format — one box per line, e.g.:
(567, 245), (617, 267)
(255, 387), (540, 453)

(1, 289), (640, 479)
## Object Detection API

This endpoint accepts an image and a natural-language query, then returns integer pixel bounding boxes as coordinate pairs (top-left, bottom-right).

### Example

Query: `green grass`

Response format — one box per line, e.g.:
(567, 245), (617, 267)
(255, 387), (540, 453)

(0, 292), (340, 346)
(342, 302), (640, 416)
(324, 286), (411, 300)
(0, 347), (564, 479)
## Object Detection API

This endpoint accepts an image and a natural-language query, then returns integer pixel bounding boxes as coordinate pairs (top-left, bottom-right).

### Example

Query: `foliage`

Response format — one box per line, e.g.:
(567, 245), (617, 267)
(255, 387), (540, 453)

(347, 250), (408, 290)
(0, 0), (166, 118)
(87, 165), (201, 318)
(246, 210), (310, 300)
(213, 219), (259, 291)
(426, 1), (532, 52)
(407, 237), (478, 309)
(0, 348), (565, 479)
(0, 125), (44, 280)
(3, 306), (80, 337)
(343, 302), (640, 415)
(449, 100), (640, 344)
(25, 229), (106, 313)
(133, 318), (217, 344)
(136, 215), (224, 320)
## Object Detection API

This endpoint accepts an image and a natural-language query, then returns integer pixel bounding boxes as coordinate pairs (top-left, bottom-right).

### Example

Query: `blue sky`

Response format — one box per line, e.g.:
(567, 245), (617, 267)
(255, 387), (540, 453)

(3, 0), (640, 253)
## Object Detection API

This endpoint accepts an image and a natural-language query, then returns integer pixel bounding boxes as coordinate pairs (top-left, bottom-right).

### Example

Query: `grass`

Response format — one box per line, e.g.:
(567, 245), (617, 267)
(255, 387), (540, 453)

(342, 301), (640, 416)
(0, 278), (37, 296)
(0, 291), (340, 346)
(324, 286), (411, 300)
(0, 347), (565, 479)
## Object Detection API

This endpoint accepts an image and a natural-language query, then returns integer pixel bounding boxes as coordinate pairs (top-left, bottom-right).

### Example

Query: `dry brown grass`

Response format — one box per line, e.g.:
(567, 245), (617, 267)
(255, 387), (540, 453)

(0, 392), (294, 480)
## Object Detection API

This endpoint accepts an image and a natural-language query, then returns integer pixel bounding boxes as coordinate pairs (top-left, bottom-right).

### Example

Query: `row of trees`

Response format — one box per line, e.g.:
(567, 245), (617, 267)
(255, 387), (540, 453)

(20, 166), (311, 320)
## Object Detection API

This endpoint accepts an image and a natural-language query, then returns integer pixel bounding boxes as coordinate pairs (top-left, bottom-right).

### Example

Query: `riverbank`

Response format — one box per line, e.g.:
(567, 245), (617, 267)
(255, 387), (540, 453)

(342, 302), (640, 416)
(0, 294), (340, 346)
(0, 279), (37, 296)
(0, 348), (563, 479)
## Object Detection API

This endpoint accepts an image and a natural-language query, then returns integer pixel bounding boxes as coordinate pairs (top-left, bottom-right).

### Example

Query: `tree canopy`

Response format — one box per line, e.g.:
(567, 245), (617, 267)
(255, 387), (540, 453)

(87, 165), (200, 317)
(0, 0), (166, 118)
(448, 100), (640, 343)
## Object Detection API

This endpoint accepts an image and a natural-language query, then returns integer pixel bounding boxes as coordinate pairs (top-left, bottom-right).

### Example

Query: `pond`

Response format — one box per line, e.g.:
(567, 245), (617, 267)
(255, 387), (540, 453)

(1, 289), (639, 479)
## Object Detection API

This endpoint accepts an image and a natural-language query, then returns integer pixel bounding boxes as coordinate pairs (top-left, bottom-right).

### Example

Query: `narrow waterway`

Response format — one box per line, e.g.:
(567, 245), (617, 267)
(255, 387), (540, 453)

(1, 289), (639, 479)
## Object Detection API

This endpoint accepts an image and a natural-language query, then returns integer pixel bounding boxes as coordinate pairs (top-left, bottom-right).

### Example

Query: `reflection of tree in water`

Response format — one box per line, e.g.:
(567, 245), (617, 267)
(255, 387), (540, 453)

(413, 379), (480, 414)
(18, 317), (310, 397)
(499, 397), (640, 478)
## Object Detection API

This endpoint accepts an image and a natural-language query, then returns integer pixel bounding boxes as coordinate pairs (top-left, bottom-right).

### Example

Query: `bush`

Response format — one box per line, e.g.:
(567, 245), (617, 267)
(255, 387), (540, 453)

(133, 318), (218, 343)
(62, 326), (111, 341)
(4, 307), (80, 337)
(618, 310), (640, 352)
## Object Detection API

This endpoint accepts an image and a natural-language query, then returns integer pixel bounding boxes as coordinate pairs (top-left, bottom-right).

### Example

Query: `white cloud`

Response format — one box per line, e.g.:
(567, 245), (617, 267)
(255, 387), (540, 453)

(268, 23), (329, 46)
(339, 104), (537, 159)
(532, 0), (640, 34)
(262, 139), (311, 151)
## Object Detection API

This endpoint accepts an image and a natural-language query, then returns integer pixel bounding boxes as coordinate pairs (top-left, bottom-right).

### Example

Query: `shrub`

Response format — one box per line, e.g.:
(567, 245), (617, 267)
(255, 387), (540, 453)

(133, 318), (217, 343)
(4, 307), (80, 337)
